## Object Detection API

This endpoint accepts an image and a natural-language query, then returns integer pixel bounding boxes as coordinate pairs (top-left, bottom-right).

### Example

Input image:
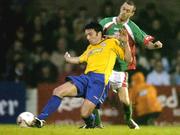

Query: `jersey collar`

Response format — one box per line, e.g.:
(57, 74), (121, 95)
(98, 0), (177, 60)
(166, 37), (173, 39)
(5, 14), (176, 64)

(113, 17), (129, 26)
(113, 17), (135, 41)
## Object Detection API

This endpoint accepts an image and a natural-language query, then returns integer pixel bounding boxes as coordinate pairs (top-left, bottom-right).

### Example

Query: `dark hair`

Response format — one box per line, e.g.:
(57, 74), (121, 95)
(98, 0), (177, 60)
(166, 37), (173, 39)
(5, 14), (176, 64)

(84, 22), (103, 34)
(125, 0), (136, 11)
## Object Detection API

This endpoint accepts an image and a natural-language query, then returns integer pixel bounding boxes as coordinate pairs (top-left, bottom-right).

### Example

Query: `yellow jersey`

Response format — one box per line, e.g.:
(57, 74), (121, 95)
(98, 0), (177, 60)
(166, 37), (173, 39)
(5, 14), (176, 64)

(79, 38), (124, 84)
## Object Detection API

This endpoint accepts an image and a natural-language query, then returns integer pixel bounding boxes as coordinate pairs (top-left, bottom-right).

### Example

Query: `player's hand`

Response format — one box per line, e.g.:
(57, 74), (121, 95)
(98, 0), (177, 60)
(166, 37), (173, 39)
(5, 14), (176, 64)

(118, 28), (128, 44)
(154, 41), (163, 48)
(64, 52), (71, 61)
(104, 28), (128, 41)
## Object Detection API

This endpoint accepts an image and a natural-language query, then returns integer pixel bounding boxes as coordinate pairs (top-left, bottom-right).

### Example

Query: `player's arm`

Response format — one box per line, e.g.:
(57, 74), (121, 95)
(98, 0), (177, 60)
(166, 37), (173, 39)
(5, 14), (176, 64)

(64, 46), (89, 64)
(130, 21), (163, 50)
(146, 40), (163, 50)
(64, 52), (80, 64)
(124, 41), (132, 63)
(113, 39), (132, 63)
(143, 35), (163, 49)
(119, 29), (132, 63)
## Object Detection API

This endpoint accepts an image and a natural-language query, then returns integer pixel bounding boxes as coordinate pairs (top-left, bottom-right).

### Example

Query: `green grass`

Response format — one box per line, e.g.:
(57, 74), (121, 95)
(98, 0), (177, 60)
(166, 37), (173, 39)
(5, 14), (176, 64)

(0, 124), (180, 135)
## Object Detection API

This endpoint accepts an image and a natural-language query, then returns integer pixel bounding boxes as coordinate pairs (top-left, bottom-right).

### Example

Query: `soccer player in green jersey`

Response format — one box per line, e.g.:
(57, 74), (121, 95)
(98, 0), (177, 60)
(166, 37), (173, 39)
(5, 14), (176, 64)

(93, 0), (163, 129)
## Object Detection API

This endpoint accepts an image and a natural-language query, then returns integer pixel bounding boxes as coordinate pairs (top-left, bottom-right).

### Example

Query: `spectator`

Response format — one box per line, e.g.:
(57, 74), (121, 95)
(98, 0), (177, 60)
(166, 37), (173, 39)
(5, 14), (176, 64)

(136, 48), (150, 76)
(51, 25), (71, 49)
(6, 59), (28, 83)
(129, 72), (162, 125)
(171, 50), (180, 68)
(99, 1), (115, 18)
(6, 39), (29, 66)
(170, 63), (180, 85)
(72, 6), (91, 55)
(33, 50), (58, 84)
(48, 6), (72, 31)
(57, 63), (74, 84)
(50, 37), (67, 73)
(27, 15), (45, 51)
(147, 59), (170, 86)
(149, 51), (170, 72)
(39, 8), (50, 28)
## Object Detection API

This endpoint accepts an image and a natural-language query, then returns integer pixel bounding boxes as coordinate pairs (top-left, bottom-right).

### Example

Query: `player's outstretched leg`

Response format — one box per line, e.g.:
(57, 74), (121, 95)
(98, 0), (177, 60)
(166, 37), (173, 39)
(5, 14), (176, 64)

(32, 95), (62, 128)
(38, 95), (62, 120)
(123, 103), (132, 122)
(127, 119), (140, 129)
(123, 103), (139, 129)
(32, 82), (77, 128)
(32, 117), (46, 128)
(118, 87), (139, 129)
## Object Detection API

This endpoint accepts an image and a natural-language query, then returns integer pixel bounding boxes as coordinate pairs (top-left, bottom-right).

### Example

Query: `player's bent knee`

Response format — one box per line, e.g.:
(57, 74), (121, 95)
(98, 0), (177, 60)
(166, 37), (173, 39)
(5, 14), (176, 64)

(80, 105), (92, 118)
(53, 88), (60, 97)
(53, 87), (65, 98)
(81, 110), (90, 118)
(118, 97), (130, 105)
(119, 93), (129, 103)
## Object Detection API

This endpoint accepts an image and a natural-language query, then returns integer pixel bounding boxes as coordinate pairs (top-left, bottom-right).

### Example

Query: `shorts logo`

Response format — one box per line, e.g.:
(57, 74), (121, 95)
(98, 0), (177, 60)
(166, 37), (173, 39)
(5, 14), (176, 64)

(93, 96), (98, 100)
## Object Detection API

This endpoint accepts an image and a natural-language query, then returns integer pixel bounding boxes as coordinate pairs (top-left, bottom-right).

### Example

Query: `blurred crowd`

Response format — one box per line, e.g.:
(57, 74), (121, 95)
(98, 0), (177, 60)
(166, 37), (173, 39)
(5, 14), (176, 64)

(0, 1), (179, 88)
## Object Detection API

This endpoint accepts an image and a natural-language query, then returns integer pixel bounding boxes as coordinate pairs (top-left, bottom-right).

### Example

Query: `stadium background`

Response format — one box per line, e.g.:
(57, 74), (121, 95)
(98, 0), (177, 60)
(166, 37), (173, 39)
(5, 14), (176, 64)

(0, 0), (179, 125)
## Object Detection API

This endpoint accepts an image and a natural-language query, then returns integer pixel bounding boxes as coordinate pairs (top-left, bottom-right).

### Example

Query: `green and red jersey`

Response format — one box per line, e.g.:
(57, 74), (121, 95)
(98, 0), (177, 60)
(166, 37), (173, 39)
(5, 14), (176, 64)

(99, 17), (154, 71)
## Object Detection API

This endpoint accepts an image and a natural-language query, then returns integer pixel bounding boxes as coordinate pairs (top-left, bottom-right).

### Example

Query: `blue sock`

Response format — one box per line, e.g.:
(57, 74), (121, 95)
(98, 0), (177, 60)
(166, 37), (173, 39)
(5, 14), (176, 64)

(82, 114), (95, 127)
(38, 95), (62, 120)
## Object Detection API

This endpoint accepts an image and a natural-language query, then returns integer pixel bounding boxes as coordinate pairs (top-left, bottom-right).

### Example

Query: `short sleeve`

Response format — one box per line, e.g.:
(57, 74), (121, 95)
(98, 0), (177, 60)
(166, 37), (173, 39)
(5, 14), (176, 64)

(79, 45), (91, 63)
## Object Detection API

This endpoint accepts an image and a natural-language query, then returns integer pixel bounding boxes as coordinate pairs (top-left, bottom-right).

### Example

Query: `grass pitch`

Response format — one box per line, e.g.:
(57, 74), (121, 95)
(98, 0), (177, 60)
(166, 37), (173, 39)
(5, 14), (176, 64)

(0, 124), (180, 135)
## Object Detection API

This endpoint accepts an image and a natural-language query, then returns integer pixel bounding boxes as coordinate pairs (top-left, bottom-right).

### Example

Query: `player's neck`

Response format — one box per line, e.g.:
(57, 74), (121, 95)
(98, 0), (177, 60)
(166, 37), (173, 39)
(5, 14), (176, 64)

(91, 38), (104, 45)
(96, 38), (106, 45)
(116, 16), (128, 24)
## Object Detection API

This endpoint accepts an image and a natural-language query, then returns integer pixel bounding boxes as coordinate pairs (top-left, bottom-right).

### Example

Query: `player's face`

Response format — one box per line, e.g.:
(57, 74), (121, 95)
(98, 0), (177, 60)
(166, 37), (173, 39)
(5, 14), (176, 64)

(118, 2), (135, 21)
(85, 29), (102, 45)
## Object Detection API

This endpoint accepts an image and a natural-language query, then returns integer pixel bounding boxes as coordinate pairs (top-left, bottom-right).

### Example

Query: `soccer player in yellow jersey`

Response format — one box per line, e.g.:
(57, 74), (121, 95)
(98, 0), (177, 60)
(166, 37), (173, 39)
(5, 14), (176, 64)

(32, 22), (132, 128)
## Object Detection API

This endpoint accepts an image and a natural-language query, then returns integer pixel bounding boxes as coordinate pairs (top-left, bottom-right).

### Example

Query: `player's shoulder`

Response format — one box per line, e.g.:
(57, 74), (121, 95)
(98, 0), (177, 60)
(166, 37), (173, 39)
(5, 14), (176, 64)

(105, 38), (119, 45)
(99, 17), (114, 24)
(128, 19), (140, 29)
(128, 19), (137, 25)
(86, 44), (93, 50)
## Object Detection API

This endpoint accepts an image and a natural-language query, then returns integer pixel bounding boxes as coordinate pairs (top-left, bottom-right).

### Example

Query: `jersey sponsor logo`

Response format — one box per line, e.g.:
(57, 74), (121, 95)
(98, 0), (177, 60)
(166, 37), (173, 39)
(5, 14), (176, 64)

(93, 96), (98, 100)
(88, 48), (103, 56)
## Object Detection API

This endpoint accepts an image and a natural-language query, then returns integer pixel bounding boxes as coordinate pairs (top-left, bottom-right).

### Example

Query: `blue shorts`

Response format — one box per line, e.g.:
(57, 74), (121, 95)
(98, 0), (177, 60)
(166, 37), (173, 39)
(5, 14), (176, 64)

(66, 72), (110, 106)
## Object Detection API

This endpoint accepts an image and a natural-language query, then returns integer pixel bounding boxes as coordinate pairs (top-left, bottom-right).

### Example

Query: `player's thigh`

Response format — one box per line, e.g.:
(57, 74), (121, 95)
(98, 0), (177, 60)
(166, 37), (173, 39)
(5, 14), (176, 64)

(81, 99), (96, 117)
(109, 71), (128, 91)
(118, 87), (130, 104)
(53, 82), (78, 97)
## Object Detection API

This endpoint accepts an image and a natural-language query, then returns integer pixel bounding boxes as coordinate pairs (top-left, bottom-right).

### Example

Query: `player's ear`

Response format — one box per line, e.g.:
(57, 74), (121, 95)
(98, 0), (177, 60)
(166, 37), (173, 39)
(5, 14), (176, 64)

(130, 12), (134, 17)
(98, 31), (102, 37)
